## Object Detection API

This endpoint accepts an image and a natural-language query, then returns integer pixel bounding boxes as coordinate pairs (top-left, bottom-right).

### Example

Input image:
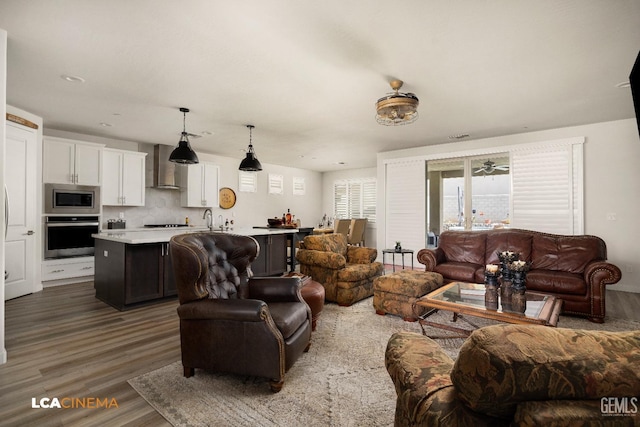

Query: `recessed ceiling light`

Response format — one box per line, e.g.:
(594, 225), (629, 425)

(334, 161), (346, 165)
(616, 81), (631, 88)
(448, 133), (470, 140)
(99, 122), (112, 127)
(60, 74), (85, 83)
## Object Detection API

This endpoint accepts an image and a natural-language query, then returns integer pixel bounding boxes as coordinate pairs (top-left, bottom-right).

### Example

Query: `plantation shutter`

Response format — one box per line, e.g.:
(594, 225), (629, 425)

(362, 180), (376, 223)
(334, 182), (348, 219)
(510, 142), (583, 234)
(349, 182), (362, 218)
(238, 171), (257, 192)
(333, 179), (377, 223)
(385, 159), (425, 260)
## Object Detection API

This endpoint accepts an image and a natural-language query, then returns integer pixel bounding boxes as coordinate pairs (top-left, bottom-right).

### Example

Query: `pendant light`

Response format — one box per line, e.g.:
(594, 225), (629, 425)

(169, 107), (199, 164)
(239, 124), (262, 171)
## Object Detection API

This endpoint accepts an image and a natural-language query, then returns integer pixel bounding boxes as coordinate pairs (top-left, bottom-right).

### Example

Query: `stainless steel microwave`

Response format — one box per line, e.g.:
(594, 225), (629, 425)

(44, 183), (101, 214)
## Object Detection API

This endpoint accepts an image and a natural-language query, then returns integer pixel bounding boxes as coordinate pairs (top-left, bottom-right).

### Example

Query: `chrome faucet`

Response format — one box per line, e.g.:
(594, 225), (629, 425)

(203, 209), (213, 230)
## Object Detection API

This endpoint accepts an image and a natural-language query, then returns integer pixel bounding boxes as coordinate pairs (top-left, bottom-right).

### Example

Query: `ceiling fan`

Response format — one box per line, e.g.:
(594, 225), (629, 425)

(474, 159), (509, 174)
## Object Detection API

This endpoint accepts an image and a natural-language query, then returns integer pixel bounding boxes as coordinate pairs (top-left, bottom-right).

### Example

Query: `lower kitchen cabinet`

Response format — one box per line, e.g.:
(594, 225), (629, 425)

(251, 234), (288, 277)
(94, 239), (176, 310)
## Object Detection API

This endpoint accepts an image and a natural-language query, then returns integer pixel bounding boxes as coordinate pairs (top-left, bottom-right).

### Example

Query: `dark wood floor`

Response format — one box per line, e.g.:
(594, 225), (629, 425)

(0, 281), (639, 426)
(0, 282), (178, 426)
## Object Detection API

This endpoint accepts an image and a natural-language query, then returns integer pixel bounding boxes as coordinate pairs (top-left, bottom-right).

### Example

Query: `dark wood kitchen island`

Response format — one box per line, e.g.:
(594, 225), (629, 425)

(92, 227), (296, 310)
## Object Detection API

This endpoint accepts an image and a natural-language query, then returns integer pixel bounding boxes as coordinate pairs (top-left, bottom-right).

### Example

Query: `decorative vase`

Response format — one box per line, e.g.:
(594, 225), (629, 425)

(394, 243), (402, 252)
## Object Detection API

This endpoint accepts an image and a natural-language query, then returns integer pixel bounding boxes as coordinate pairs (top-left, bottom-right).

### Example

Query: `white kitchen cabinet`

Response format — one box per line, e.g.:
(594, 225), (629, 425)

(42, 256), (95, 282)
(179, 162), (219, 207)
(102, 148), (147, 206)
(43, 137), (104, 185)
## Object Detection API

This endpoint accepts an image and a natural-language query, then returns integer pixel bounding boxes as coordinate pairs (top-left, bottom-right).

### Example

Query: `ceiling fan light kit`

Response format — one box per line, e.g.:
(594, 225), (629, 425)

(474, 159), (509, 174)
(375, 79), (419, 126)
(169, 107), (199, 164)
(239, 124), (263, 171)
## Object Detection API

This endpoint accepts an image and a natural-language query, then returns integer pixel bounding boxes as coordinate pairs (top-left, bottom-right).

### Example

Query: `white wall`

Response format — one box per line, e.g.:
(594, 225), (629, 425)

(376, 119), (640, 293)
(44, 129), (323, 231)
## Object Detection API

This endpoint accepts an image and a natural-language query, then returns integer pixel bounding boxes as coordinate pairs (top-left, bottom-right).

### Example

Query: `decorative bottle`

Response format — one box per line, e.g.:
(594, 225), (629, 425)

(286, 209), (292, 225)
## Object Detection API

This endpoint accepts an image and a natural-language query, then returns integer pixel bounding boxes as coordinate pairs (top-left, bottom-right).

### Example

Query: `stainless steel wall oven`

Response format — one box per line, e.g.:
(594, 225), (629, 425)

(44, 216), (99, 259)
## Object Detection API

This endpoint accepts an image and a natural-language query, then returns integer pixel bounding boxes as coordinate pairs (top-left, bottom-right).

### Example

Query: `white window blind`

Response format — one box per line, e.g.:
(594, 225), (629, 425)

(238, 171), (257, 193)
(268, 174), (283, 194)
(333, 178), (376, 223)
(385, 160), (425, 254)
(511, 142), (583, 234)
(293, 177), (305, 195)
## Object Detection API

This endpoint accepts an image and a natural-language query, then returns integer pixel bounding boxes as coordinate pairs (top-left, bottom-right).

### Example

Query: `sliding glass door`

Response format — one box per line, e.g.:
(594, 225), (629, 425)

(426, 153), (510, 240)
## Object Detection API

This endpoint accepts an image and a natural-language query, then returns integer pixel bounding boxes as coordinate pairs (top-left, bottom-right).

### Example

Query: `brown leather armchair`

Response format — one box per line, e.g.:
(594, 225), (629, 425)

(169, 232), (312, 392)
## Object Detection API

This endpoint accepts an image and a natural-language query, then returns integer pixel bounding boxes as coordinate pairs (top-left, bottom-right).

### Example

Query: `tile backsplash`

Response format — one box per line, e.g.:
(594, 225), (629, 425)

(102, 188), (210, 229)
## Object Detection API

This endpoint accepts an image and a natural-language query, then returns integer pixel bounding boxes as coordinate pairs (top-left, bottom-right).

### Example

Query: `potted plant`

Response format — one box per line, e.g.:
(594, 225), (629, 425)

(394, 241), (402, 252)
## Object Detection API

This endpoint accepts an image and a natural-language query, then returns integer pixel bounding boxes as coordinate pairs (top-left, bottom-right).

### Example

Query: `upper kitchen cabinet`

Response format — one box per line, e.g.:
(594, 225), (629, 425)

(43, 137), (104, 186)
(179, 162), (219, 208)
(102, 148), (146, 206)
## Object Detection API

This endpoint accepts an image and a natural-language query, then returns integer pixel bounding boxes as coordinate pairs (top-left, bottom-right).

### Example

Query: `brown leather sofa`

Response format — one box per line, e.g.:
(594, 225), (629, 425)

(170, 232), (312, 392)
(417, 229), (621, 323)
(386, 325), (640, 426)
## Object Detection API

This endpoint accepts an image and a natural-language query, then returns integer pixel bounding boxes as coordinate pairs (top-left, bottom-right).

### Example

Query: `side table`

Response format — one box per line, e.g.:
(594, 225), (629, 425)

(285, 272), (325, 331)
(382, 249), (414, 272)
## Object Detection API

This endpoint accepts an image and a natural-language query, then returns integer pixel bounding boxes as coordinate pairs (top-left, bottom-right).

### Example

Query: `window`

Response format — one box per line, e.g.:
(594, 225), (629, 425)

(238, 171), (257, 193)
(268, 174), (283, 194)
(333, 178), (376, 223)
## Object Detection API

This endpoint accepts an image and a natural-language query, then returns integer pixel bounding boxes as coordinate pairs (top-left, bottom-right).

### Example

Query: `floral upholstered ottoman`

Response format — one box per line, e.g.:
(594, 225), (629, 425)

(373, 270), (443, 321)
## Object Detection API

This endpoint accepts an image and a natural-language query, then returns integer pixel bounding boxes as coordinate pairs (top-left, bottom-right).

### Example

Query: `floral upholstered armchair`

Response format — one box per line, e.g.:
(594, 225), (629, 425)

(296, 233), (384, 306)
(386, 324), (640, 426)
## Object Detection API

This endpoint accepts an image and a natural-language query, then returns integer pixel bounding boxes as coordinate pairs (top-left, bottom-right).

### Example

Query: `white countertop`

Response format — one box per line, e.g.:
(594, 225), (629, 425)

(93, 227), (298, 244)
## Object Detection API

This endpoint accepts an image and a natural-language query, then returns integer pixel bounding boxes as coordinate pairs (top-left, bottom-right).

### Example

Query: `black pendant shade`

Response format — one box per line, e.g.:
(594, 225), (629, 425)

(239, 125), (262, 171)
(169, 108), (199, 164)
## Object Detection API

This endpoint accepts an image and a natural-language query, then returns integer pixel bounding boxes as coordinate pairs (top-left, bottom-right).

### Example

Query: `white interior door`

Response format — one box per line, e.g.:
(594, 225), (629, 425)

(4, 122), (37, 300)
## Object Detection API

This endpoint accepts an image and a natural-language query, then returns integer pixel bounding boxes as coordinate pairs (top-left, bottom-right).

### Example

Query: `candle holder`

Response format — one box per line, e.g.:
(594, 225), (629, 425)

(501, 279), (513, 302)
(484, 286), (498, 310)
(512, 290), (527, 313)
(484, 271), (499, 287)
(497, 251), (519, 282)
(509, 260), (530, 292)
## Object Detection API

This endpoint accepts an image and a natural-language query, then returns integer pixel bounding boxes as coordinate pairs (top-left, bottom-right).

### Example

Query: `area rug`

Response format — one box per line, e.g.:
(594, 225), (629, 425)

(128, 299), (640, 427)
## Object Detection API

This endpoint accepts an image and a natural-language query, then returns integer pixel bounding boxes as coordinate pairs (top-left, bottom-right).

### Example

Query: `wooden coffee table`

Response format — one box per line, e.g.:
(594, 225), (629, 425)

(413, 282), (563, 338)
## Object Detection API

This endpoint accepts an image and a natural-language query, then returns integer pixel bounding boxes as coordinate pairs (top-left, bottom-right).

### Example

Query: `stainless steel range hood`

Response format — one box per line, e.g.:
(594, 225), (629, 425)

(142, 144), (181, 189)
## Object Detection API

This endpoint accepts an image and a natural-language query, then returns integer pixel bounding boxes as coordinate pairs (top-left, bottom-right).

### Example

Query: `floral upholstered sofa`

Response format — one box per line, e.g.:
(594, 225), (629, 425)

(418, 229), (622, 322)
(386, 324), (640, 426)
(296, 233), (384, 306)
